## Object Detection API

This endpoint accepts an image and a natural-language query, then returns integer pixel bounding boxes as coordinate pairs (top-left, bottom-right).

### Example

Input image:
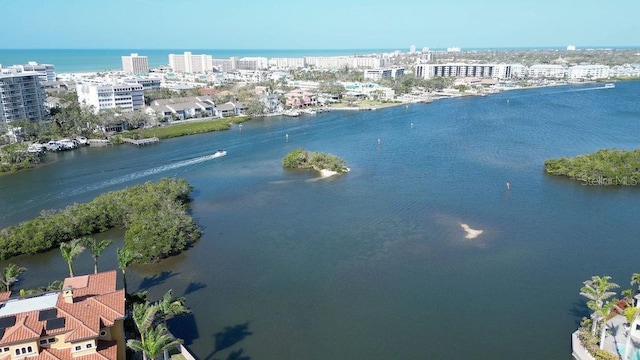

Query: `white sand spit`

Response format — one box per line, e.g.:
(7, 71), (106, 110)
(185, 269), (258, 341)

(319, 169), (339, 178)
(460, 223), (483, 239)
(318, 167), (351, 179)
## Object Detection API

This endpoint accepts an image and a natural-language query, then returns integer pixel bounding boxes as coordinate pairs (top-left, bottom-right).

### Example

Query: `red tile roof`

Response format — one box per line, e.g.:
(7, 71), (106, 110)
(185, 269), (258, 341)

(0, 271), (125, 359)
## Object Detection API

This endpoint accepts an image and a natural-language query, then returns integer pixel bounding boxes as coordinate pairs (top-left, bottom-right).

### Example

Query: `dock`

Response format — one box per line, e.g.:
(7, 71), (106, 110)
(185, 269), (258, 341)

(87, 139), (112, 147)
(120, 137), (160, 146)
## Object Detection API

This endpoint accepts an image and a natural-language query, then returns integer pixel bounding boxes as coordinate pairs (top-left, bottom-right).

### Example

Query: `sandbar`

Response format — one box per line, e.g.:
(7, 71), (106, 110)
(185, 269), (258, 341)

(460, 223), (483, 239)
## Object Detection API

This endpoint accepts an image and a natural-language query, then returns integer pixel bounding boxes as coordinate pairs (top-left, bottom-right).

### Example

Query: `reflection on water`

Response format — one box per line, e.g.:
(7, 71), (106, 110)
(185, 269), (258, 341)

(1, 81), (640, 359)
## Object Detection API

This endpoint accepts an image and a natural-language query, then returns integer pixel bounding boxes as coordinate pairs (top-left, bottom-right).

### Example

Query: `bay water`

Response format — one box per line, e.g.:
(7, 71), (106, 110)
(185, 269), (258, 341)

(1, 81), (640, 359)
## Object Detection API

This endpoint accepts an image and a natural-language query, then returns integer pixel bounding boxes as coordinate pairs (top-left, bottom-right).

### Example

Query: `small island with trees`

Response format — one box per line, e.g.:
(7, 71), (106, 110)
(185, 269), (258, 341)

(0, 177), (200, 263)
(282, 148), (349, 177)
(544, 149), (640, 186)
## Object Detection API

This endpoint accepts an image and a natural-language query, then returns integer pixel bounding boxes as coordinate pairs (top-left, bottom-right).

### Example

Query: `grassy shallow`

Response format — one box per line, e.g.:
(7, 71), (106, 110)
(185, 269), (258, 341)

(544, 148), (640, 186)
(122, 116), (250, 140)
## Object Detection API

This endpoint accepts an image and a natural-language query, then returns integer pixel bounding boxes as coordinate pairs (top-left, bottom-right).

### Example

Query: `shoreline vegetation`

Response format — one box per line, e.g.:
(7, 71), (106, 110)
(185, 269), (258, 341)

(116, 115), (250, 140)
(544, 149), (640, 186)
(0, 178), (200, 262)
(282, 148), (349, 177)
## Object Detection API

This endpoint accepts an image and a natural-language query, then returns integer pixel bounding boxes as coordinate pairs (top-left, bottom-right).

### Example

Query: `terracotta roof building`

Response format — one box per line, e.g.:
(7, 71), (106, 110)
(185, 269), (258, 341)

(0, 271), (126, 360)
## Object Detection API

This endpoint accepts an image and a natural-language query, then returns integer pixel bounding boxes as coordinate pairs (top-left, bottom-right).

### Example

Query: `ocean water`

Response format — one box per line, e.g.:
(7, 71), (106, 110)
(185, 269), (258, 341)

(0, 48), (395, 73)
(1, 81), (639, 359)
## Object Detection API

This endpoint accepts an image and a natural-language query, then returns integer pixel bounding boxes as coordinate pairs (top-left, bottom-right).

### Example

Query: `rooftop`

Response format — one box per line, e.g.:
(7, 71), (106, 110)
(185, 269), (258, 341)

(0, 292), (58, 317)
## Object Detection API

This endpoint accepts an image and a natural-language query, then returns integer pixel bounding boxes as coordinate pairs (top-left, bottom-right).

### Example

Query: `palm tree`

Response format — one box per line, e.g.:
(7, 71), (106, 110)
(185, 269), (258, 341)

(59, 239), (85, 277)
(595, 300), (615, 350)
(127, 324), (183, 360)
(631, 273), (640, 293)
(1, 264), (27, 292)
(580, 275), (619, 334)
(156, 289), (190, 325)
(82, 237), (112, 274)
(132, 302), (158, 344)
(156, 289), (190, 360)
(117, 247), (137, 295)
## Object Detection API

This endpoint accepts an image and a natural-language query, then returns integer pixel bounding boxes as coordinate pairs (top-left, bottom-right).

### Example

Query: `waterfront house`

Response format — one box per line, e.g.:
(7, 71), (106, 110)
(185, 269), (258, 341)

(284, 89), (317, 108)
(0, 270), (126, 360)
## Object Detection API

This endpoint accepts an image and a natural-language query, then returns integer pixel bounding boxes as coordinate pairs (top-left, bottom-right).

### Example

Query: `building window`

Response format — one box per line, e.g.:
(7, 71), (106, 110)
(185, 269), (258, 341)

(75, 346), (81, 351)
(48, 338), (56, 343)
(100, 330), (107, 336)
(86, 343), (93, 349)
(40, 340), (47, 345)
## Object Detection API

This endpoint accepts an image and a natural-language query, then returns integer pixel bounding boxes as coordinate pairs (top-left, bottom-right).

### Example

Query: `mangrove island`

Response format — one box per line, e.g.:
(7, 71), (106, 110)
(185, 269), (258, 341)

(0, 177), (201, 263)
(544, 148), (640, 186)
(283, 148), (349, 177)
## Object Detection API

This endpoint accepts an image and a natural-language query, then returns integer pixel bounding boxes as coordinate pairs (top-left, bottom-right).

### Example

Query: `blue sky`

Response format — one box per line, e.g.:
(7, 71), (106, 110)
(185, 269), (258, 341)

(1, 0), (638, 49)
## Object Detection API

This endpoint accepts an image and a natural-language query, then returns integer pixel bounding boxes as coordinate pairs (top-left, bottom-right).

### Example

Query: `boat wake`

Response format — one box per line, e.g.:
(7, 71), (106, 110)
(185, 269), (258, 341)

(68, 153), (224, 196)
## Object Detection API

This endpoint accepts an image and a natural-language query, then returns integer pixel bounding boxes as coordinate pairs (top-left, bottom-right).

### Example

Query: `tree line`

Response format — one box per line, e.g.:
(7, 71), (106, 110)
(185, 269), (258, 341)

(0, 178), (201, 263)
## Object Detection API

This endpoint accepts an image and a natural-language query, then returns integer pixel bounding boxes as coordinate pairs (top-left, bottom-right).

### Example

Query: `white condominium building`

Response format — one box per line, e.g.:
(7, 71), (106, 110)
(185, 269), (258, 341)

(121, 53), (149, 74)
(0, 69), (47, 123)
(269, 57), (306, 69)
(416, 63), (496, 79)
(169, 52), (213, 73)
(568, 65), (610, 80)
(122, 76), (162, 90)
(364, 67), (405, 81)
(0, 62), (56, 82)
(527, 64), (567, 79)
(304, 56), (385, 69)
(76, 83), (144, 113)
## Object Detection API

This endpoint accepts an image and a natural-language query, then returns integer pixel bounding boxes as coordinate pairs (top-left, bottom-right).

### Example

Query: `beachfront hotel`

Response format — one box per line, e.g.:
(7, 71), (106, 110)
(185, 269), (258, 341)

(121, 53), (149, 74)
(168, 52), (213, 73)
(0, 271), (126, 360)
(0, 69), (47, 124)
(76, 82), (144, 113)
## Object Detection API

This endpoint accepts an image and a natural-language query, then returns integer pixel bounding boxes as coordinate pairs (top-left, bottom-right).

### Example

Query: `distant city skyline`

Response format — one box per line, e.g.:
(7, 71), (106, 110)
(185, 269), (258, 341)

(1, 0), (639, 50)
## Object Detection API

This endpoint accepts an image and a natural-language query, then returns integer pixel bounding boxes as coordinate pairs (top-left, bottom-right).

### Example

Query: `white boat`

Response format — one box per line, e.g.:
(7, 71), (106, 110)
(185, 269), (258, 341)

(604, 83), (615, 89)
(212, 149), (227, 158)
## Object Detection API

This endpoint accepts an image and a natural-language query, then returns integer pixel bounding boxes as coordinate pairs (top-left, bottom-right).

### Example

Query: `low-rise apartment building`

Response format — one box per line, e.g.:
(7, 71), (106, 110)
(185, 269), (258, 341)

(76, 82), (144, 113)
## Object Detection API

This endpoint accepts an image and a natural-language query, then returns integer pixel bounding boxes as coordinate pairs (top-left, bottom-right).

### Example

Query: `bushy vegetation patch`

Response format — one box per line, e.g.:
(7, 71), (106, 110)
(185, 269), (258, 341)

(0, 178), (200, 263)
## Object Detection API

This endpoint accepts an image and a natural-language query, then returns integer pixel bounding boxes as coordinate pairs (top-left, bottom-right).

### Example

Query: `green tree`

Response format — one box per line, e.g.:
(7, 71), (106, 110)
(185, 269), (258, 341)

(127, 324), (183, 360)
(82, 237), (112, 274)
(156, 289), (190, 360)
(132, 302), (159, 344)
(580, 275), (619, 334)
(156, 289), (190, 325)
(59, 238), (85, 277)
(631, 273), (640, 293)
(117, 247), (138, 295)
(1, 263), (27, 292)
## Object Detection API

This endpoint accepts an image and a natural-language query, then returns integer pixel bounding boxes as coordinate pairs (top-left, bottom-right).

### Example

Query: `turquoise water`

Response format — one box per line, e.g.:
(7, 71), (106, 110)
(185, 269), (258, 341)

(0, 49), (395, 73)
(1, 81), (640, 359)
(618, 344), (640, 359)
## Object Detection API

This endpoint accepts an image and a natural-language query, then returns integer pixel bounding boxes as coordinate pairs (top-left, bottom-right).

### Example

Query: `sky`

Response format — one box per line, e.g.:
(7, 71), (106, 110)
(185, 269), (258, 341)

(1, 0), (638, 50)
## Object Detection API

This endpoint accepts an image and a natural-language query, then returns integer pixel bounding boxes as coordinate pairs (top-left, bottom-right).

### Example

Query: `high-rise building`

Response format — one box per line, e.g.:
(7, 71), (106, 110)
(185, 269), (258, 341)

(121, 53), (149, 74)
(0, 69), (47, 124)
(168, 52), (213, 73)
(0, 62), (56, 82)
